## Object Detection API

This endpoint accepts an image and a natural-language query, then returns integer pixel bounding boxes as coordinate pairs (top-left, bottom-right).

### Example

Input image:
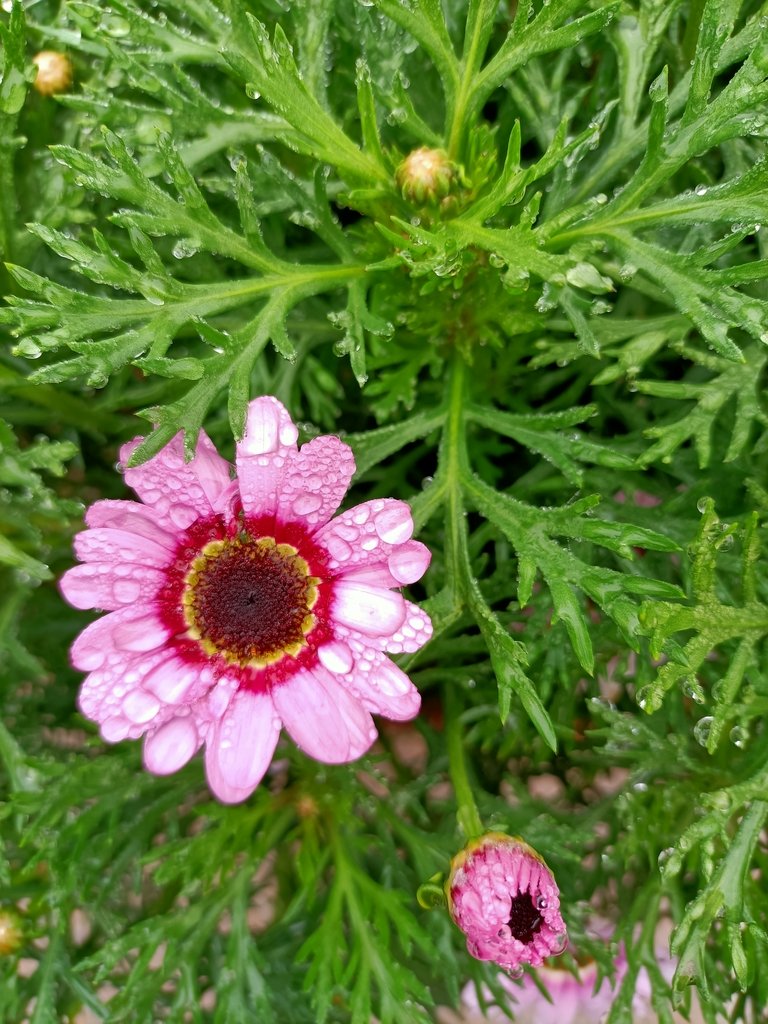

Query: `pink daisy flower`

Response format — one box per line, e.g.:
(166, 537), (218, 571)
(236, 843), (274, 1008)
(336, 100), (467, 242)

(458, 921), (707, 1024)
(61, 396), (432, 804)
(446, 832), (567, 975)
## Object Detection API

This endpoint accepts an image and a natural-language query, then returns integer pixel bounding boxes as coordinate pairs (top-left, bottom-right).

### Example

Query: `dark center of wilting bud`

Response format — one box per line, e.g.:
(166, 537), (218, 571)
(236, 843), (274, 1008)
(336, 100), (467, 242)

(183, 536), (319, 667)
(506, 892), (543, 944)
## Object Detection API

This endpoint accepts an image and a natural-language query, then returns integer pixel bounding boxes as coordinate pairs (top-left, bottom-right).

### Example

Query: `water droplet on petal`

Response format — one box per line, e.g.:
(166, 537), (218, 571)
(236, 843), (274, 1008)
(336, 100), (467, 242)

(550, 932), (568, 955)
(280, 422), (299, 446)
(169, 506), (197, 529)
(113, 579), (141, 603)
(325, 535), (351, 562)
(374, 506), (412, 544)
(318, 642), (354, 675)
(292, 493), (322, 516)
(122, 689), (161, 724)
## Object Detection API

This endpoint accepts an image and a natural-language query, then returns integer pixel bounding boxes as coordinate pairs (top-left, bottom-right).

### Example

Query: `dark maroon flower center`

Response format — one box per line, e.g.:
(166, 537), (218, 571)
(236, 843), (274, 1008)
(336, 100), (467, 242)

(182, 535), (319, 667)
(507, 892), (543, 944)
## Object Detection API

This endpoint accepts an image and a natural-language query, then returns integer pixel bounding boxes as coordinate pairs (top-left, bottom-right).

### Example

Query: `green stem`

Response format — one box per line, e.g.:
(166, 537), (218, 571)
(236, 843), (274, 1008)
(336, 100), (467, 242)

(682, 0), (706, 63)
(446, 0), (497, 159)
(0, 120), (18, 293)
(0, 718), (39, 794)
(444, 681), (483, 840)
(443, 350), (469, 573)
(440, 355), (483, 839)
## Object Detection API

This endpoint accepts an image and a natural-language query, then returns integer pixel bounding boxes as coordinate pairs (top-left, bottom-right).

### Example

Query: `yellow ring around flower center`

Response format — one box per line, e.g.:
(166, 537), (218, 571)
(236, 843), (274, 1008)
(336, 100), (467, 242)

(182, 535), (319, 668)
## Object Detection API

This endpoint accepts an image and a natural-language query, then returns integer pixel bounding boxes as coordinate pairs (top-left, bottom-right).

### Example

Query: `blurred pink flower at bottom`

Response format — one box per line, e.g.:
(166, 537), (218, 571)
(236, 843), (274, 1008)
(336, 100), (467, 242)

(455, 929), (709, 1024)
(460, 959), (618, 1024)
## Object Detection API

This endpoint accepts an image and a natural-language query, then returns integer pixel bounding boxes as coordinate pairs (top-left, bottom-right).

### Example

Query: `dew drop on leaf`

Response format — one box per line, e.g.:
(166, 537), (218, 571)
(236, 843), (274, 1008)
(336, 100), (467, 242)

(682, 679), (705, 704)
(730, 725), (748, 749)
(693, 716), (714, 747)
(635, 685), (652, 710)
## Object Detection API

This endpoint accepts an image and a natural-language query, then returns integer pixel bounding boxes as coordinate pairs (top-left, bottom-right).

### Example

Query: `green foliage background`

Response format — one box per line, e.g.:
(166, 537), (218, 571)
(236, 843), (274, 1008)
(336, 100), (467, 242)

(2, 0), (768, 1020)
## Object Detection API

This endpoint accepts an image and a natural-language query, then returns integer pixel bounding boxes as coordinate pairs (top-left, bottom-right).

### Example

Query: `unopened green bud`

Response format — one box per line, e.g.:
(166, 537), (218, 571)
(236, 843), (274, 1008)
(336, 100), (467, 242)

(395, 147), (457, 205)
(32, 51), (73, 96)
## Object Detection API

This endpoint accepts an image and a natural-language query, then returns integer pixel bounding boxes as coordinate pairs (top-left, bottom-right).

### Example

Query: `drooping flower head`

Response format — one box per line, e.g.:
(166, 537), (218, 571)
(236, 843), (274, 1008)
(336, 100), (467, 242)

(446, 832), (567, 975)
(61, 397), (432, 804)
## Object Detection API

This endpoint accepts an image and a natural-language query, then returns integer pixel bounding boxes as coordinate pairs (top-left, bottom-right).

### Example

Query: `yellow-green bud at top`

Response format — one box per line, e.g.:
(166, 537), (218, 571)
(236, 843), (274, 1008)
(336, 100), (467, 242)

(32, 51), (73, 97)
(0, 908), (23, 956)
(395, 147), (457, 205)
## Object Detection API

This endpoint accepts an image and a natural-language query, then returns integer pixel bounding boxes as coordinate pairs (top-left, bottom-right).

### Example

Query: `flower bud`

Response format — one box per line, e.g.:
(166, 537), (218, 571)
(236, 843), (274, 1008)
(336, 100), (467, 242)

(395, 147), (457, 205)
(445, 832), (567, 975)
(32, 51), (73, 96)
(0, 908), (23, 956)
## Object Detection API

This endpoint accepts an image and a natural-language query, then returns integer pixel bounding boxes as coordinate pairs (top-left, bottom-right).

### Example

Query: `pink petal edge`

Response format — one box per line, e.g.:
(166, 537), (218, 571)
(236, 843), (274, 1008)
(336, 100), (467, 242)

(272, 665), (377, 764)
(204, 688), (281, 804)
(275, 434), (356, 530)
(144, 717), (202, 776)
(121, 430), (231, 530)
(235, 396), (299, 519)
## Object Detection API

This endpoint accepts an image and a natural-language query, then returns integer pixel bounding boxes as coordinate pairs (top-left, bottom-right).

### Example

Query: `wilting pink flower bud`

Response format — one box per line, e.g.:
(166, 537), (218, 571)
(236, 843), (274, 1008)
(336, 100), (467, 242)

(446, 832), (567, 976)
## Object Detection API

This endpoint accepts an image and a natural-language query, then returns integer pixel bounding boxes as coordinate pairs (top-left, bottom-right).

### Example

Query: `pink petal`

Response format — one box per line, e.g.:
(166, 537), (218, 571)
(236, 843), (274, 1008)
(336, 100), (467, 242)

(387, 541), (431, 584)
(122, 688), (162, 724)
(275, 435), (355, 530)
(272, 666), (377, 764)
(144, 717), (201, 775)
(71, 609), (170, 670)
(73, 528), (172, 570)
(318, 641), (354, 675)
(142, 656), (213, 706)
(78, 648), (170, 723)
(333, 581), (406, 638)
(335, 564), (400, 588)
(121, 430), (231, 531)
(315, 499), (418, 577)
(356, 600), (433, 655)
(204, 688), (280, 804)
(337, 645), (421, 721)
(101, 715), (131, 742)
(110, 613), (172, 654)
(235, 396), (298, 518)
(339, 540), (432, 589)
(60, 562), (165, 611)
(85, 500), (177, 549)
